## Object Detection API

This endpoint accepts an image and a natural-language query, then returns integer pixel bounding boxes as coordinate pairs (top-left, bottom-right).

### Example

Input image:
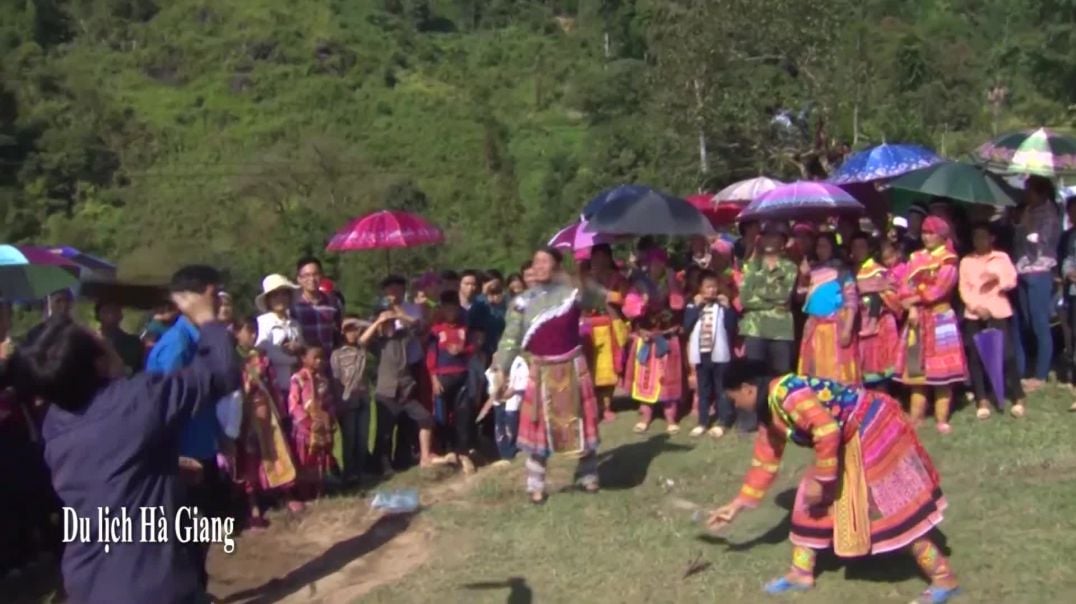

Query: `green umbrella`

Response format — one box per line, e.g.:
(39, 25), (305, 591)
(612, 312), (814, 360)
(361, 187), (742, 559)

(887, 161), (1019, 212)
(975, 127), (1076, 177)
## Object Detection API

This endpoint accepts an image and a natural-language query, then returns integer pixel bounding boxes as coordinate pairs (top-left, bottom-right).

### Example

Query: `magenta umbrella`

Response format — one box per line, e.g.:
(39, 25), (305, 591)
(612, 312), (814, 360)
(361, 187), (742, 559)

(548, 219), (615, 252)
(739, 181), (865, 222)
(326, 210), (444, 270)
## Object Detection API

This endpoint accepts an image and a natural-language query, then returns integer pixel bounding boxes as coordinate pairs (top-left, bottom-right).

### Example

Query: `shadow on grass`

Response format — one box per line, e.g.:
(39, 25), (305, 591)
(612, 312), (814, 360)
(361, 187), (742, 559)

(695, 488), (796, 551)
(596, 434), (693, 490)
(218, 512), (415, 604)
(461, 576), (533, 604)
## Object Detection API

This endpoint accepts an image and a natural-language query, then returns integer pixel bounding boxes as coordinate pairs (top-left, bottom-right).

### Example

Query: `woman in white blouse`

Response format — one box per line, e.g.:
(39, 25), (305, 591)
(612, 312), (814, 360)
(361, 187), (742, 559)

(254, 274), (305, 401)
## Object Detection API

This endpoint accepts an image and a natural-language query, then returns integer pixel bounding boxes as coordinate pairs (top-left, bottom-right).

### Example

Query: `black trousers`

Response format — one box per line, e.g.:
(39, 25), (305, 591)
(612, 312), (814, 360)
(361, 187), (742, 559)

(337, 403), (372, 478)
(695, 359), (732, 428)
(437, 372), (474, 453)
(742, 337), (795, 431)
(963, 317), (1025, 406)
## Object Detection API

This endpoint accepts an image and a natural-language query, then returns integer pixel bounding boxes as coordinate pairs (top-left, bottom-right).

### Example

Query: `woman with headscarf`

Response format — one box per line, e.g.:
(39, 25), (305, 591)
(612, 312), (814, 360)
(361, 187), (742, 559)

(491, 248), (609, 504)
(894, 216), (968, 433)
(707, 360), (959, 604)
(797, 233), (860, 384)
(849, 232), (903, 386)
(623, 247), (686, 434)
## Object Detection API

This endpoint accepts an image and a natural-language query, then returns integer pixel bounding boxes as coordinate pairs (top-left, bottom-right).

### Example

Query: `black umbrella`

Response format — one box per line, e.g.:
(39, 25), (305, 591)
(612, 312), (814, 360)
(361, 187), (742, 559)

(585, 190), (715, 237)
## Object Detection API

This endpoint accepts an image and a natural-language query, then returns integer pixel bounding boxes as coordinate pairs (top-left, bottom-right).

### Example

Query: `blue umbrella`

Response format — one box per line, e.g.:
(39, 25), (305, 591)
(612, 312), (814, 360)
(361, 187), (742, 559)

(581, 184), (675, 220)
(829, 143), (942, 185)
(0, 244), (81, 301)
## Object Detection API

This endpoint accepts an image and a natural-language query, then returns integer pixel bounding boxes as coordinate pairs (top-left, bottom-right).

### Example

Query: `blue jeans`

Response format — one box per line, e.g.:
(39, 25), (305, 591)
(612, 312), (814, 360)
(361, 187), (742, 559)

(494, 405), (518, 460)
(1015, 271), (1054, 379)
(695, 359), (732, 428)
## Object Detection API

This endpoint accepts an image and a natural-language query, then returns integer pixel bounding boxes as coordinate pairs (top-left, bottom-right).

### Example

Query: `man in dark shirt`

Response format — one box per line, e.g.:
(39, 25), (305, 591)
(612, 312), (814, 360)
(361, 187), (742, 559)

(292, 256), (343, 357)
(96, 301), (144, 375)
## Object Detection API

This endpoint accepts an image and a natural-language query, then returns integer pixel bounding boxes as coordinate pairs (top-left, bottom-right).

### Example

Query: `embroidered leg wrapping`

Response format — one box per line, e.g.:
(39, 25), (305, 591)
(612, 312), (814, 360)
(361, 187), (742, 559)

(662, 400), (678, 424)
(525, 455), (547, 494)
(933, 386), (952, 423)
(789, 545), (817, 580)
(910, 537), (957, 588)
(910, 388), (928, 420)
(639, 403), (654, 424)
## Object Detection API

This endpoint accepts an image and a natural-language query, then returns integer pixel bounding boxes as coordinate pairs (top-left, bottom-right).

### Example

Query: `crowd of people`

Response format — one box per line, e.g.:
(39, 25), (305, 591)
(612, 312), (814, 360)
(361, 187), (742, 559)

(1, 173), (1074, 603)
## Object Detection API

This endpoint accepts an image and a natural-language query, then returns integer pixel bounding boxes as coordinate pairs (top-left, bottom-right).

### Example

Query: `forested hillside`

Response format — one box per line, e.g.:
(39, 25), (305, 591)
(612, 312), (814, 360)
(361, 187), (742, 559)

(2, 0), (1074, 306)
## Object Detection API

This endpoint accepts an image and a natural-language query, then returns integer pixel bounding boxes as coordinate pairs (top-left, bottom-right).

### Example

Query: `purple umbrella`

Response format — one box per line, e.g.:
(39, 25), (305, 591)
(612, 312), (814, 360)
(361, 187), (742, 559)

(739, 181), (865, 222)
(973, 328), (1006, 409)
(548, 220), (615, 252)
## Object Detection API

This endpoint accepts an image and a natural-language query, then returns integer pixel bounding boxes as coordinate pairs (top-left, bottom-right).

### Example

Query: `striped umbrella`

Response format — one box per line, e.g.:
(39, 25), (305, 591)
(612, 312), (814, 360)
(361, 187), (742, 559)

(0, 244), (81, 301)
(712, 176), (785, 203)
(739, 181), (864, 222)
(975, 127), (1076, 177)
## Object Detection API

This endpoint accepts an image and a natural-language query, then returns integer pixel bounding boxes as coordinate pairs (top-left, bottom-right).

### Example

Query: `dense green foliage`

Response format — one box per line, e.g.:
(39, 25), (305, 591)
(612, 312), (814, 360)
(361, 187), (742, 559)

(1, 0), (1074, 308)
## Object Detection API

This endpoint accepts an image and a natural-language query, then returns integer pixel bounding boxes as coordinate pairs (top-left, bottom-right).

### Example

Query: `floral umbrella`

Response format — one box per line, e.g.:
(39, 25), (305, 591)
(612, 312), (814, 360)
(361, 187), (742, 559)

(739, 181), (864, 222)
(0, 244), (81, 301)
(975, 127), (1076, 177)
(326, 210), (444, 270)
(712, 176), (784, 203)
(828, 143), (942, 185)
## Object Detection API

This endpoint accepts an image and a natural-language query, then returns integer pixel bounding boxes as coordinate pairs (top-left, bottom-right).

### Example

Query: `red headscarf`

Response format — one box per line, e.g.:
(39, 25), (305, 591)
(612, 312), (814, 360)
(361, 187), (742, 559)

(921, 216), (951, 238)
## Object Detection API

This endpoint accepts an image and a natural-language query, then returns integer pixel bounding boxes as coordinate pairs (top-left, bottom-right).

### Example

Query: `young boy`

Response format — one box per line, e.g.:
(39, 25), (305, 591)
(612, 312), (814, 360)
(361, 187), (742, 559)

(427, 291), (476, 473)
(331, 316), (372, 484)
(959, 222), (1026, 419)
(361, 279), (435, 472)
(483, 355), (527, 466)
(683, 270), (737, 438)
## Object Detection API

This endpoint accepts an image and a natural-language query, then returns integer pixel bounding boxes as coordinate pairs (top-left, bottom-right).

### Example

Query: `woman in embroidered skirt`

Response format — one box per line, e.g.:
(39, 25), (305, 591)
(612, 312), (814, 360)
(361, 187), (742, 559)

(797, 234), (860, 384)
(895, 216), (968, 434)
(581, 244), (629, 423)
(491, 247), (607, 504)
(234, 317), (296, 528)
(850, 233), (903, 386)
(708, 360), (959, 604)
(623, 247), (686, 434)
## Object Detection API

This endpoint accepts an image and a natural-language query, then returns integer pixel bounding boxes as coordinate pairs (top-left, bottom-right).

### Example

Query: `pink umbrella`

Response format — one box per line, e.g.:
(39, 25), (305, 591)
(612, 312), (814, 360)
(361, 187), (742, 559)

(327, 210), (444, 251)
(686, 194), (744, 227)
(326, 210), (444, 270)
(548, 219), (615, 252)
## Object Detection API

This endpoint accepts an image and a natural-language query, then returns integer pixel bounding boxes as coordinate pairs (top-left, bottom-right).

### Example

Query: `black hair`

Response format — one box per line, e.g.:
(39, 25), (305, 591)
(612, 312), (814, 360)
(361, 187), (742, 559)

(848, 231), (877, 259)
(295, 256), (322, 274)
(506, 273), (523, 286)
(723, 359), (774, 425)
(485, 269), (504, 283)
(380, 274), (407, 289)
(590, 243), (613, 258)
(439, 290), (460, 306)
(6, 317), (109, 411)
(535, 246), (564, 266)
(1066, 196), (1076, 212)
(969, 221), (997, 238)
(698, 269), (720, 284)
(1026, 175), (1057, 203)
(93, 300), (120, 320)
(440, 269), (460, 282)
(812, 232), (846, 265)
(169, 265), (222, 294)
(235, 314), (258, 333)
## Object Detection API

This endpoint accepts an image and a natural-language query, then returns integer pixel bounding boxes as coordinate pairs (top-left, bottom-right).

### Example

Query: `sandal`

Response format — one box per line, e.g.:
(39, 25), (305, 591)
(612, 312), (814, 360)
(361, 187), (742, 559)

(763, 576), (813, 595)
(529, 492), (548, 505)
(1010, 403), (1026, 418)
(689, 426), (706, 437)
(666, 424), (681, 435)
(633, 422), (649, 434)
(707, 426), (727, 439)
(913, 585), (961, 604)
(975, 407), (991, 420)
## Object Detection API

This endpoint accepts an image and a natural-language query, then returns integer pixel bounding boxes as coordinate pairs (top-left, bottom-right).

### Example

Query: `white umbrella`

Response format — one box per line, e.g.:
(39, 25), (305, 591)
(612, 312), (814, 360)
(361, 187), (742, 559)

(712, 176), (785, 204)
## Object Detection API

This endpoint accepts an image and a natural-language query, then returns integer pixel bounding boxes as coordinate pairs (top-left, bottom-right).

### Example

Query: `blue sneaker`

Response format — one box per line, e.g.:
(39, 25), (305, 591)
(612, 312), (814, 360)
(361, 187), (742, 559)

(763, 576), (813, 595)
(915, 585), (961, 603)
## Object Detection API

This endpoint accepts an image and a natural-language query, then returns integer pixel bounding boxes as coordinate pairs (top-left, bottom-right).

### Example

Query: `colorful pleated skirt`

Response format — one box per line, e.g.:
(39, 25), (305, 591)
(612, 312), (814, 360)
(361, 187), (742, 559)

(894, 305), (968, 386)
(859, 314), (899, 385)
(517, 347), (601, 459)
(582, 315), (627, 388)
(798, 315), (861, 385)
(790, 391), (947, 555)
(624, 334), (683, 404)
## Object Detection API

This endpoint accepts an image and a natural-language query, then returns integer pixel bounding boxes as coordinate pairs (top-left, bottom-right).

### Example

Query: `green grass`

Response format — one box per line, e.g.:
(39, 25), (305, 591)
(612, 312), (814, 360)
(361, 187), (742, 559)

(362, 388), (1076, 603)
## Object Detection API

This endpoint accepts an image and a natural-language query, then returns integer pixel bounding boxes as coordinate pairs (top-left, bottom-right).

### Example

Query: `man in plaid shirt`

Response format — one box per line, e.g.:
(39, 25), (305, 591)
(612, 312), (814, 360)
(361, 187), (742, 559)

(291, 256), (342, 356)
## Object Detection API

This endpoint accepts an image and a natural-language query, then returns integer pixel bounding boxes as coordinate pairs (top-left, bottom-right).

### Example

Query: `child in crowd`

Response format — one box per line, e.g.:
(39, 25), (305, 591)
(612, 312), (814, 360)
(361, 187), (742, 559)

(331, 316), (372, 483)
(288, 346), (335, 498)
(683, 270), (737, 438)
(427, 291), (476, 473)
(959, 222), (1026, 419)
(361, 290), (435, 472)
(483, 355), (527, 466)
(234, 317), (296, 528)
(851, 233), (903, 386)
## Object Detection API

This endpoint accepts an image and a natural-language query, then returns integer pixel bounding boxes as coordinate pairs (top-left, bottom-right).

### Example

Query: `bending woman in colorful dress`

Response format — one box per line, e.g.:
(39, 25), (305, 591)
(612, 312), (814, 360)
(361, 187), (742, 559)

(895, 216), (968, 433)
(582, 244), (629, 423)
(623, 247), (686, 434)
(797, 233), (860, 384)
(492, 247), (608, 504)
(850, 232), (903, 386)
(707, 360), (959, 604)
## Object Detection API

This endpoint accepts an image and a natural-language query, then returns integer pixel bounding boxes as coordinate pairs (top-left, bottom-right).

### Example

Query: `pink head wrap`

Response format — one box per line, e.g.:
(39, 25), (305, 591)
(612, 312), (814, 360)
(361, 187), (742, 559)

(710, 239), (733, 257)
(921, 216), (951, 238)
(574, 247), (592, 261)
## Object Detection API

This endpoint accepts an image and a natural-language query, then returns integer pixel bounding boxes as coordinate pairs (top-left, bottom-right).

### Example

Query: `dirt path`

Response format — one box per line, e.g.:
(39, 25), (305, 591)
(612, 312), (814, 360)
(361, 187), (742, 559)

(208, 473), (481, 604)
